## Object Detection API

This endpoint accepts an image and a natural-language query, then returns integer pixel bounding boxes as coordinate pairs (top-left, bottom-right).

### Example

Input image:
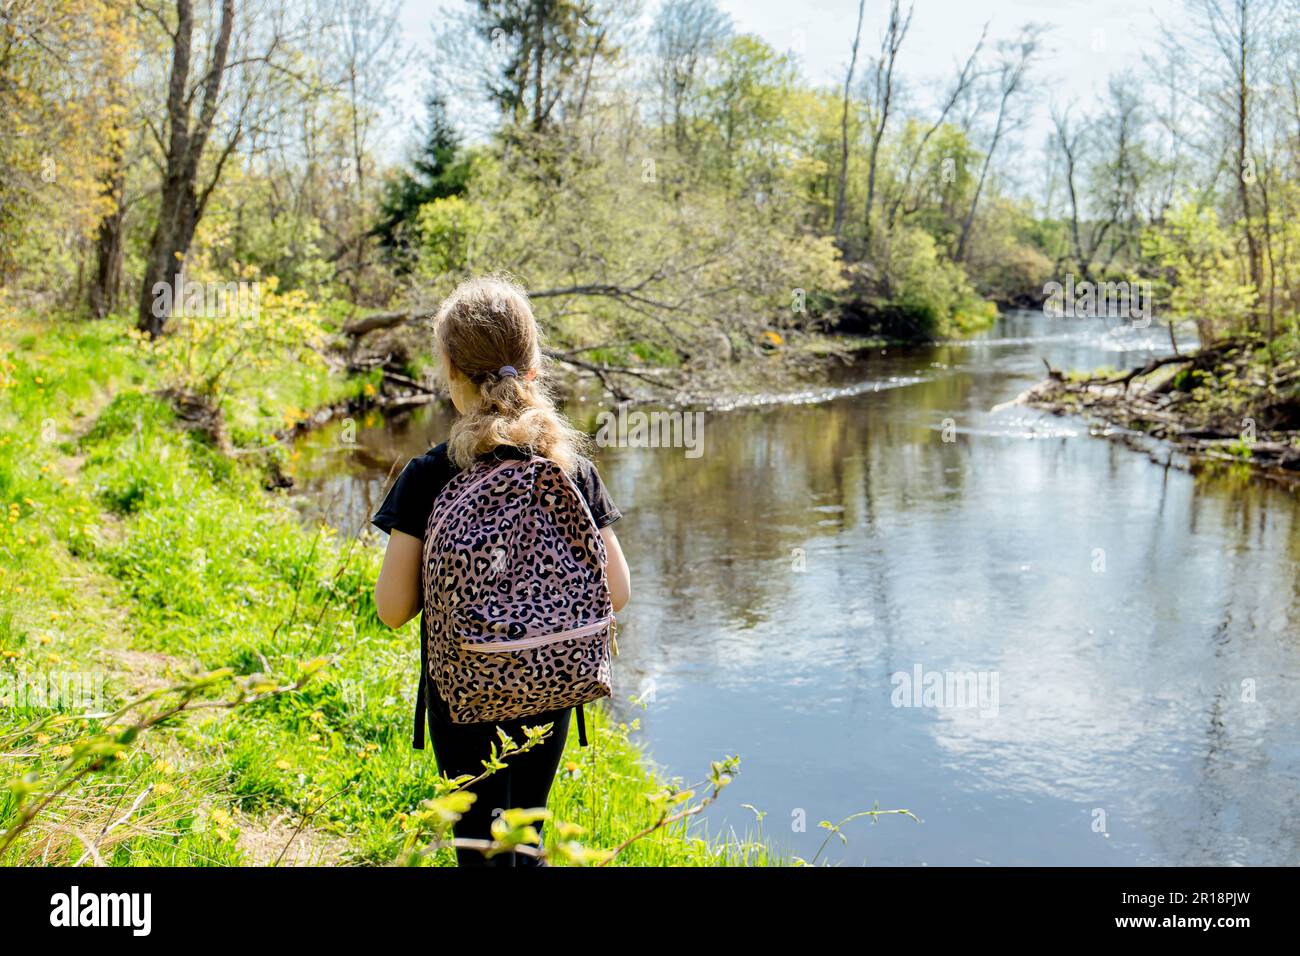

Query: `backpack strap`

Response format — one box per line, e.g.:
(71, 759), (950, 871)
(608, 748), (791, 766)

(576, 704), (588, 747)
(413, 636), (427, 750)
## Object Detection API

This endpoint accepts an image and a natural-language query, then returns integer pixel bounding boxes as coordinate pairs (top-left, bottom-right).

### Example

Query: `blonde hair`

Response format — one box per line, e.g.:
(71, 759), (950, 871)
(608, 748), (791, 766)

(433, 275), (586, 473)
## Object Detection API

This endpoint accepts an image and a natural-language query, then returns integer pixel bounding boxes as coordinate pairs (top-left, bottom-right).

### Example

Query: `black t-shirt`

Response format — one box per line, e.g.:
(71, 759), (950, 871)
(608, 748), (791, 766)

(372, 442), (622, 735)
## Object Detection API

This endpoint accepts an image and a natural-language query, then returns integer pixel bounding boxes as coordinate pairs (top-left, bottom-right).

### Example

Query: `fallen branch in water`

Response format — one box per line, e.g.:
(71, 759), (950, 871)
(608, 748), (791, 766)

(1017, 337), (1300, 479)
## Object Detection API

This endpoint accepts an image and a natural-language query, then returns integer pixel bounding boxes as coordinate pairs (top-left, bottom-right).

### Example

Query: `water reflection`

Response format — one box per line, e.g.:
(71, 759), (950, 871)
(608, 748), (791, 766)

(290, 312), (1299, 865)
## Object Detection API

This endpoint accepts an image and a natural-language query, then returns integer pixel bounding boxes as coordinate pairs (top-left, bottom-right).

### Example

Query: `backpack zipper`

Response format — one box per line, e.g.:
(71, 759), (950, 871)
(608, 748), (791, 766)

(459, 615), (613, 653)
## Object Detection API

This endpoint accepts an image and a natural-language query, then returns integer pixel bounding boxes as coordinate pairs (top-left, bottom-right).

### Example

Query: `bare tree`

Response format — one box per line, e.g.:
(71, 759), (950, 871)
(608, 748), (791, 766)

(955, 24), (1042, 263)
(136, 0), (314, 336)
(863, 0), (913, 249)
(1090, 75), (1148, 272)
(136, 0), (236, 336)
(652, 0), (732, 152)
(832, 0), (866, 239)
(1050, 104), (1088, 274)
(327, 0), (407, 288)
(1185, 0), (1277, 329)
(883, 22), (986, 231)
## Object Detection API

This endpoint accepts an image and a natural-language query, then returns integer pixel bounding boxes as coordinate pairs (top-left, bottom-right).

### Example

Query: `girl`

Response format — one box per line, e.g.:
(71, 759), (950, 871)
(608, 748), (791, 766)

(371, 275), (631, 867)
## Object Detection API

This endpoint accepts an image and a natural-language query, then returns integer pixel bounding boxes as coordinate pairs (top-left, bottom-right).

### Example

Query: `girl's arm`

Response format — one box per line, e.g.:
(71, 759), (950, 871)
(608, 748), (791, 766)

(601, 526), (630, 613)
(375, 529), (423, 628)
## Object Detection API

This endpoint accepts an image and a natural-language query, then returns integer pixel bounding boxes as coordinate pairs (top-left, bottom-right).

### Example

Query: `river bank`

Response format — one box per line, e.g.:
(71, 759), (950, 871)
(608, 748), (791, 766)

(1015, 336), (1300, 487)
(0, 313), (782, 866)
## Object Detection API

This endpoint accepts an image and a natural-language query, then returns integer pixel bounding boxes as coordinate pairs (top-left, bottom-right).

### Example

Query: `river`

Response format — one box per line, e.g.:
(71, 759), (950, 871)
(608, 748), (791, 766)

(290, 309), (1300, 865)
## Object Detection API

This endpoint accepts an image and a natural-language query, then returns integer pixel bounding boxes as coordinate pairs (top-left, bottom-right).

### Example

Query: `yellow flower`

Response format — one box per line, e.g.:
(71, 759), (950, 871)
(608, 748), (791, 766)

(52, 744), (73, 758)
(275, 759), (292, 770)
(155, 781), (175, 795)
(34, 733), (50, 745)
(309, 710), (325, 723)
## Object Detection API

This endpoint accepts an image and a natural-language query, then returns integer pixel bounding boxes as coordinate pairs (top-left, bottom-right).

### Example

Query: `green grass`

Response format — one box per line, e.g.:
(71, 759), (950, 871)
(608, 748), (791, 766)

(0, 312), (782, 866)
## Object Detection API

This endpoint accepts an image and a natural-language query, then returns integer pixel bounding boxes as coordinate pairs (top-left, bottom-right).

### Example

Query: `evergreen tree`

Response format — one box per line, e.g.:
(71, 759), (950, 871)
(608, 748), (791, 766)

(372, 90), (471, 265)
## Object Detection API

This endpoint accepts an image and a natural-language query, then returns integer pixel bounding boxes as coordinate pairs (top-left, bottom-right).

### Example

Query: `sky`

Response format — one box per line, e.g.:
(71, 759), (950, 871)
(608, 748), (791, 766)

(389, 0), (1191, 180)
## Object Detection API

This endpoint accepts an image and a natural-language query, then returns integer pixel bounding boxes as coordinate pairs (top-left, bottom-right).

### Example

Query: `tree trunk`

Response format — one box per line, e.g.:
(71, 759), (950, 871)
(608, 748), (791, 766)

(89, 165), (125, 320)
(136, 0), (235, 337)
(833, 0), (866, 240)
(863, 1), (911, 252)
(532, 1), (545, 133)
(956, 93), (1006, 263)
(1234, 5), (1263, 330)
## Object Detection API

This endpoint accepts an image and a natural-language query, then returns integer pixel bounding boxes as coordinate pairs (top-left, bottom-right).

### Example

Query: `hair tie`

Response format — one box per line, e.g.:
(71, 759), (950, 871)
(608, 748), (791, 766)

(497, 365), (518, 379)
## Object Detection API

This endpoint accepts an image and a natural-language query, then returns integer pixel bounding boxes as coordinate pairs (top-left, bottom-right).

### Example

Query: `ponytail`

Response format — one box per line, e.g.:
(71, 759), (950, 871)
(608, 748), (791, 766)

(433, 276), (587, 473)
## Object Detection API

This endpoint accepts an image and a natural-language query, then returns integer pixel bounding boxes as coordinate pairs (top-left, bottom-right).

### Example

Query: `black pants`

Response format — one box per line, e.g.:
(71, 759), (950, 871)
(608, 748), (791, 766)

(427, 702), (572, 867)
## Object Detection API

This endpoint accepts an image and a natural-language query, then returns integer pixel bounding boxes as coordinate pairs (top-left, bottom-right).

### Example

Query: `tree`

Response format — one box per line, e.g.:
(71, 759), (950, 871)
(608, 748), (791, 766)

(136, 0), (237, 336)
(955, 25), (1042, 262)
(0, 0), (124, 293)
(882, 23), (985, 232)
(136, 0), (312, 336)
(372, 91), (473, 266)
(1184, 0), (1277, 330)
(471, 0), (605, 135)
(329, 0), (409, 285)
(862, 0), (912, 249)
(832, 0), (866, 240)
(89, 3), (137, 319)
(651, 0), (732, 152)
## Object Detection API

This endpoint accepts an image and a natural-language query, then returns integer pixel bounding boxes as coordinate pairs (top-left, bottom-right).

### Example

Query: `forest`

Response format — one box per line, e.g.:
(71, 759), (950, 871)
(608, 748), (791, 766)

(5, 0), (1298, 380)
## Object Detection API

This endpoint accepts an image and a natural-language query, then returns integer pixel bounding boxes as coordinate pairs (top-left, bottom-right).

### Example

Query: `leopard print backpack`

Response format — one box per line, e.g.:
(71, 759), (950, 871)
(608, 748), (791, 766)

(418, 453), (614, 746)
